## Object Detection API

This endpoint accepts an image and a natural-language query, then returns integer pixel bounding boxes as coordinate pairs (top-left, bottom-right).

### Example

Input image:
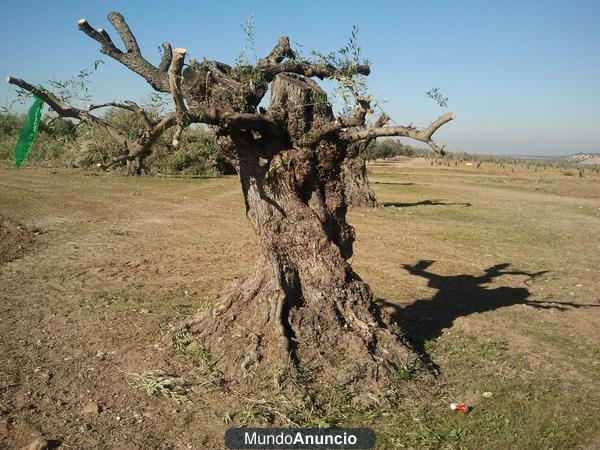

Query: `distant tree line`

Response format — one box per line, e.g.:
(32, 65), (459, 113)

(363, 137), (596, 170)
(362, 138), (432, 160)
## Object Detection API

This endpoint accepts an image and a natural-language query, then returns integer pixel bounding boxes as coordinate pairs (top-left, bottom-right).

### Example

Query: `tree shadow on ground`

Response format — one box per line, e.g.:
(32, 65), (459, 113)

(378, 260), (599, 373)
(382, 199), (472, 208)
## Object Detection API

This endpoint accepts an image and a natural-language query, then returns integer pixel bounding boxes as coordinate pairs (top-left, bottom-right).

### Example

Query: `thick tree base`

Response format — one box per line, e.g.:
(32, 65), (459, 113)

(160, 71), (433, 403)
(170, 265), (420, 403)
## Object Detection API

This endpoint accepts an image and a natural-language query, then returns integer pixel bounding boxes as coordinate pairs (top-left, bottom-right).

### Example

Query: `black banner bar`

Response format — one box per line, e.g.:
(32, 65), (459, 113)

(225, 428), (376, 449)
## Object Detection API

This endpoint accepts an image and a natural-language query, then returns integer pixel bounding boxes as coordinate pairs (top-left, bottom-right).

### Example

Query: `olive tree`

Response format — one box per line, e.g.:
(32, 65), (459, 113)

(8, 12), (454, 399)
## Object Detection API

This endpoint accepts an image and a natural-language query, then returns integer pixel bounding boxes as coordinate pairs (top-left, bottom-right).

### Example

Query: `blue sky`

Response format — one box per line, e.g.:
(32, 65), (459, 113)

(1, 0), (599, 155)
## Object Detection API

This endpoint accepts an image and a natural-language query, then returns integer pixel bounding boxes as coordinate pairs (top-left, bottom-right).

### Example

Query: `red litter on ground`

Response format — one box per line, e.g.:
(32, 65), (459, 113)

(450, 402), (472, 413)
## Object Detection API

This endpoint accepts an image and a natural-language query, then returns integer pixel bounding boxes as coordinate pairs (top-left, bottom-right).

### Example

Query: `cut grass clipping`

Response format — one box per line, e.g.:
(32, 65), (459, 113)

(172, 328), (195, 352)
(130, 370), (190, 403)
(193, 345), (226, 390)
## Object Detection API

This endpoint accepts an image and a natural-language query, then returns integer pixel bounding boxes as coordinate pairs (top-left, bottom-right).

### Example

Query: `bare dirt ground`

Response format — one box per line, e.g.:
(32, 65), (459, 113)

(1, 160), (599, 449)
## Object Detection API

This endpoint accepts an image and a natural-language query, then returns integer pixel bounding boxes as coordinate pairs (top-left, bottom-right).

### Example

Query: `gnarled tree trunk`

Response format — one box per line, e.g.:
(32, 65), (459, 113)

(341, 156), (378, 208)
(11, 13), (455, 400)
(182, 74), (414, 399)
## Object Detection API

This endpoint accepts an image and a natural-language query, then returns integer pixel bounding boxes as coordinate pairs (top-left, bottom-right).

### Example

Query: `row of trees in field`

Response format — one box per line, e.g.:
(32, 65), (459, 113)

(364, 138), (599, 169)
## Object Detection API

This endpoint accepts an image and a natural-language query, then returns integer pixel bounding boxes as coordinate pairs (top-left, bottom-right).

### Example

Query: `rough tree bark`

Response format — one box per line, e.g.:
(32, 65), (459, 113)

(184, 75), (414, 394)
(341, 155), (378, 208)
(8, 12), (454, 399)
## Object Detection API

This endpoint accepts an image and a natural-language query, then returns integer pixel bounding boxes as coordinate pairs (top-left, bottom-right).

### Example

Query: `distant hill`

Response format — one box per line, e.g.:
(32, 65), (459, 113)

(565, 153), (600, 166)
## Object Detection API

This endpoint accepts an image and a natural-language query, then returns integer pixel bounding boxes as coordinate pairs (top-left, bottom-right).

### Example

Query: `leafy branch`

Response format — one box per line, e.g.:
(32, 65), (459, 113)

(236, 15), (258, 67)
(426, 88), (449, 108)
(312, 25), (370, 115)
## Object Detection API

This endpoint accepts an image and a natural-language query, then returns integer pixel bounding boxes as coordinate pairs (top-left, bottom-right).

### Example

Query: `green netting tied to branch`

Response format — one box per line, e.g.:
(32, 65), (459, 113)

(14, 96), (44, 169)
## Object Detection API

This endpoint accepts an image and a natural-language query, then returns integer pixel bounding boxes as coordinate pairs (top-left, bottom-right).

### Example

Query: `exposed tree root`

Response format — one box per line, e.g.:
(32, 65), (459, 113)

(169, 262), (420, 402)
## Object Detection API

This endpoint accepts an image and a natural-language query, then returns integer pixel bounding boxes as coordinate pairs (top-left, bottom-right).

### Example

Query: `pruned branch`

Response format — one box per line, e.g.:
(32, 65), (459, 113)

(373, 112), (391, 129)
(262, 36), (296, 65)
(158, 42), (173, 73)
(77, 20), (120, 53)
(77, 14), (170, 92)
(169, 48), (187, 116)
(107, 11), (140, 54)
(340, 112), (455, 154)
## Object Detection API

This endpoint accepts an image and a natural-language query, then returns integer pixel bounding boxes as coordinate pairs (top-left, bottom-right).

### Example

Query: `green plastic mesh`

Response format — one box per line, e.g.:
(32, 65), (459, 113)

(14, 96), (44, 169)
